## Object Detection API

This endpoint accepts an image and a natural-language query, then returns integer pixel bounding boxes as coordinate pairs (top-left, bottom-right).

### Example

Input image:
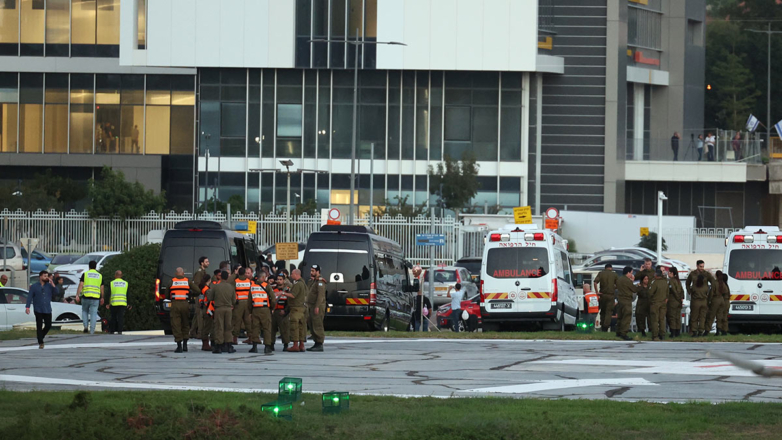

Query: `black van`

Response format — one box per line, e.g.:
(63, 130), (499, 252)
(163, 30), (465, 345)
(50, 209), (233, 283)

(301, 225), (418, 331)
(155, 220), (261, 333)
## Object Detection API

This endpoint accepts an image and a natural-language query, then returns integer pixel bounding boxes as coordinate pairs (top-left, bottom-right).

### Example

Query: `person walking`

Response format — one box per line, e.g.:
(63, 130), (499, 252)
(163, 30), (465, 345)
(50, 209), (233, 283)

(671, 132), (681, 161)
(593, 263), (618, 332)
(189, 256), (210, 343)
(288, 269), (308, 352)
(648, 269), (669, 341)
(306, 265), (327, 352)
(231, 267), (252, 345)
(271, 273), (293, 351)
(731, 133), (742, 161)
(166, 267), (198, 353)
(666, 268), (684, 338)
(447, 283), (465, 332)
(106, 270), (129, 335)
(75, 261), (104, 334)
(25, 270), (57, 349)
(412, 288), (432, 332)
(696, 134), (704, 161)
(705, 132), (716, 161)
(689, 274), (710, 337)
(249, 273), (275, 354)
(615, 267), (637, 340)
(207, 270), (235, 354)
(635, 274), (651, 336)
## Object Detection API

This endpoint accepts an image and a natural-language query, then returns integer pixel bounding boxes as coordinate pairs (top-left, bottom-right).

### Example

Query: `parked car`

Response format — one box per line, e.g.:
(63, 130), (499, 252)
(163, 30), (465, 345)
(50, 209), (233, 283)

(28, 273), (80, 299)
(0, 240), (25, 271)
(47, 254), (83, 273)
(596, 247), (690, 279)
(436, 294), (482, 332)
(21, 248), (52, 274)
(454, 257), (482, 282)
(54, 251), (120, 276)
(0, 286), (82, 330)
(422, 266), (479, 307)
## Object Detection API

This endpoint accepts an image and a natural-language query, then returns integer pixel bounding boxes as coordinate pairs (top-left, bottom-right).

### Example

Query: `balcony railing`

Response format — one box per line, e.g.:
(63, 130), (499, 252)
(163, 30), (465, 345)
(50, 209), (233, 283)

(626, 130), (764, 164)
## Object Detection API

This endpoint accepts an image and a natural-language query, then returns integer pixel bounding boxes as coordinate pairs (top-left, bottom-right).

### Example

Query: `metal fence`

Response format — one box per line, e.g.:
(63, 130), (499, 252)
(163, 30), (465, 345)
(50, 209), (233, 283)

(0, 209), (465, 266)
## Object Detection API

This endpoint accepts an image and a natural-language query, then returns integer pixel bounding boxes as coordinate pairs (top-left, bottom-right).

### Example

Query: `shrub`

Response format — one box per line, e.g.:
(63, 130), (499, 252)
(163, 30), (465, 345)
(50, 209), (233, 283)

(99, 244), (161, 331)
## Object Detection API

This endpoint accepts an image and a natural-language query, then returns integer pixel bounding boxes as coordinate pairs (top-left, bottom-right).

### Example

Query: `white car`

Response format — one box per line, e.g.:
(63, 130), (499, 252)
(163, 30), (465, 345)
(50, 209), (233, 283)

(0, 240), (25, 271)
(0, 286), (83, 330)
(54, 251), (120, 276)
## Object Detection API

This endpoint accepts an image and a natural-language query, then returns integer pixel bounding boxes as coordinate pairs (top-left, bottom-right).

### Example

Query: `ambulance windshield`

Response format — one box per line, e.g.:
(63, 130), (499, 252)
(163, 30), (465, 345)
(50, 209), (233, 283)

(728, 249), (782, 281)
(486, 248), (549, 279)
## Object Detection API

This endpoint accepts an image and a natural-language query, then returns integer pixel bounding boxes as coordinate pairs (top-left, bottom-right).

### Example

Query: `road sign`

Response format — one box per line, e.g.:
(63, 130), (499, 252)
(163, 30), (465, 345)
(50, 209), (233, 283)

(275, 242), (299, 260)
(247, 221), (257, 234)
(234, 222), (248, 231)
(513, 206), (532, 224)
(640, 227), (649, 237)
(545, 207), (559, 220)
(545, 218), (559, 230)
(416, 234), (446, 247)
(321, 208), (342, 226)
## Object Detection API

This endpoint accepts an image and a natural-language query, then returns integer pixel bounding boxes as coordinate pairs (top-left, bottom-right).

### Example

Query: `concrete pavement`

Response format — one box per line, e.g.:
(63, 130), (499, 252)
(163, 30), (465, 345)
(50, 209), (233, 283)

(2, 334), (782, 402)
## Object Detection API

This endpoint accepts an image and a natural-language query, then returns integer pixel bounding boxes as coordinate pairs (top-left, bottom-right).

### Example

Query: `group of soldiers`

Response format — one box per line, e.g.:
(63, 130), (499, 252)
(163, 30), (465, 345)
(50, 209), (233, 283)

(594, 258), (731, 340)
(164, 257), (327, 355)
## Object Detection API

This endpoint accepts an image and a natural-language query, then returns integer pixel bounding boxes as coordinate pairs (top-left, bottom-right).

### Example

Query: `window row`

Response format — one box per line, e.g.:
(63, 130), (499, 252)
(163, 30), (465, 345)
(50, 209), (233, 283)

(0, 72), (195, 155)
(0, 0), (120, 57)
(198, 68), (527, 163)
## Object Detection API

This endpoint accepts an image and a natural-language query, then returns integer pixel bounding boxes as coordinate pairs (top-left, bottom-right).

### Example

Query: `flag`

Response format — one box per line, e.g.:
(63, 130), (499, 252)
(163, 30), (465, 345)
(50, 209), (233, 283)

(775, 119), (782, 140)
(746, 114), (760, 132)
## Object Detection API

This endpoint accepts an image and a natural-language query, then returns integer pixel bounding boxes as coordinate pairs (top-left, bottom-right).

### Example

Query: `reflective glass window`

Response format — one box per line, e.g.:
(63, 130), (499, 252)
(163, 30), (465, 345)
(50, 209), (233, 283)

(0, 0), (19, 55)
(44, 73), (68, 153)
(137, 0), (146, 49)
(95, 74), (120, 153)
(72, 0), (96, 57)
(0, 73), (18, 152)
(277, 104), (302, 138)
(145, 105), (170, 154)
(69, 74), (94, 153)
(45, 0), (69, 56)
(19, 73), (43, 153)
(20, 0), (44, 56)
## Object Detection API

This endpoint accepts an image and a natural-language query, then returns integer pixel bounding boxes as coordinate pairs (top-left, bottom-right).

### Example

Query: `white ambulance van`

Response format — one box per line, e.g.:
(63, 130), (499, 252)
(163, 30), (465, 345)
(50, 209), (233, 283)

(479, 225), (578, 331)
(724, 227), (782, 329)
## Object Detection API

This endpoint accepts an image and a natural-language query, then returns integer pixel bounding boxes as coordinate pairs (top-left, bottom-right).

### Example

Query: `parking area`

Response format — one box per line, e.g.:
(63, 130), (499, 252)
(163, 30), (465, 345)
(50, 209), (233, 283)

(2, 334), (782, 402)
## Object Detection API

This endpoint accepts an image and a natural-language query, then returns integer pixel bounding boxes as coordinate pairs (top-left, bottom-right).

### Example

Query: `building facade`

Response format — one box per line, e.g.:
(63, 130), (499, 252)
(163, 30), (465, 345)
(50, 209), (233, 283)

(2, 0), (736, 224)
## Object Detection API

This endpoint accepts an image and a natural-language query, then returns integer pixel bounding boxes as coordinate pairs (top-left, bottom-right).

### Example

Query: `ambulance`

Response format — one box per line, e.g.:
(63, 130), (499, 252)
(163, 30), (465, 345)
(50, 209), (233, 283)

(479, 225), (578, 331)
(724, 227), (782, 329)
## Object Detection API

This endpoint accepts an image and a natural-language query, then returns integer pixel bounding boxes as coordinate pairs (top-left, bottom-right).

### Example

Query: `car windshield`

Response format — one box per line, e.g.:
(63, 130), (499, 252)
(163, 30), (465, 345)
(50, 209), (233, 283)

(486, 248), (549, 278)
(728, 249), (782, 281)
(52, 254), (76, 264)
(73, 254), (102, 265)
(428, 270), (457, 283)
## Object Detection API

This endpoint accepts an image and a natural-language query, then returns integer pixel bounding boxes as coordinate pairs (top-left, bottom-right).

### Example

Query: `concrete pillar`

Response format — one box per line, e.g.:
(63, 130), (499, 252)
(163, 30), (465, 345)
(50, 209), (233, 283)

(633, 83), (645, 160)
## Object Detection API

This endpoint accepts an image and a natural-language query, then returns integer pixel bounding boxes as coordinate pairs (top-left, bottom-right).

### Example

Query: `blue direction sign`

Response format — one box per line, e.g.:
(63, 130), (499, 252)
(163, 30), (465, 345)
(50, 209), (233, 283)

(416, 234), (446, 246)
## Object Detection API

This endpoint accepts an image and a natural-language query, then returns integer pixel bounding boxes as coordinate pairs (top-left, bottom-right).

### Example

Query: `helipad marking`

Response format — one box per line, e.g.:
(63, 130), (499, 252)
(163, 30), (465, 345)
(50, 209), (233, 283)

(529, 358), (782, 377)
(462, 378), (657, 394)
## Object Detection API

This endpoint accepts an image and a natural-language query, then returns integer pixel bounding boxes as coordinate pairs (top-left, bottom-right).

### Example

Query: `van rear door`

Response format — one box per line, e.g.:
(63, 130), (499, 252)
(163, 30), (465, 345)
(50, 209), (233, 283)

(304, 236), (372, 308)
(158, 234), (229, 298)
(484, 246), (552, 313)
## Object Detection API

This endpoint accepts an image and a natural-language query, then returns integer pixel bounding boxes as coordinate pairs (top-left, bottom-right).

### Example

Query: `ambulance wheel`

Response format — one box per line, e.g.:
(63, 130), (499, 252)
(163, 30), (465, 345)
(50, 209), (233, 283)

(559, 306), (566, 332)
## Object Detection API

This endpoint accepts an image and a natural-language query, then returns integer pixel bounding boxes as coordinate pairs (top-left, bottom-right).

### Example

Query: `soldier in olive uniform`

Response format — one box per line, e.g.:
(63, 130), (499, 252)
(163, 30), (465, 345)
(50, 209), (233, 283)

(616, 266), (638, 340)
(166, 267), (199, 353)
(705, 270), (729, 336)
(689, 274), (710, 336)
(686, 260), (716, 300)
(666, 268), (684, 337)
(248, 268), (275, 354)
(189, 256), (210, 341)
(718, 273), (731, 336)
(593, 263), (618, 332)
(206, 270), (236, 354)
(648, 268), (669, 341)
(306, 264), (327, 352)
(288, 269), (308, 352)
(635, 258), (655, 336)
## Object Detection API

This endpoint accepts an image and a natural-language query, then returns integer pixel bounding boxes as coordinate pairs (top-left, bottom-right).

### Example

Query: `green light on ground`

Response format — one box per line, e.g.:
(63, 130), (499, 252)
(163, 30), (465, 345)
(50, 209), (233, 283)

(333, 397), (340, 403)
(273, 407), (279, 414)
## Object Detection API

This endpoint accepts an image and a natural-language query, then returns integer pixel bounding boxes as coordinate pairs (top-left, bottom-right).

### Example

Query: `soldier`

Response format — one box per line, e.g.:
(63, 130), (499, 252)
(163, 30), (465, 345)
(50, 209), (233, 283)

(230, 266), (252, 344)
(593, 263), (618, 332)
(689, 274), (710, 337)
(189, 256), (210, 341)
(288, 269), (308, 353)
(306, 264), (327, 352)
(271, 273), (293, 352)
(615, 266), (637, 340)
(635, 273), (651, 336)
(705, 270), (729, 336)
(166, 267), (198, 353)
(686, 259), (716, 300)
(648, 268), (669, 341)
(197, 274), (213, 351)
(666, 268), (684, 338)
(207, 270), (236, 354)
(719, 273), (731, 336)
(249, 268), (275, 354)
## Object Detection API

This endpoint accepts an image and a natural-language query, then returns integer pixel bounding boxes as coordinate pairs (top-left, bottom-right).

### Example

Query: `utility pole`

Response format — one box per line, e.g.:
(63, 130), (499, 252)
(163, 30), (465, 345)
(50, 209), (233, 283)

(657, 191), (667, 264)
(746, 23), (782, 149)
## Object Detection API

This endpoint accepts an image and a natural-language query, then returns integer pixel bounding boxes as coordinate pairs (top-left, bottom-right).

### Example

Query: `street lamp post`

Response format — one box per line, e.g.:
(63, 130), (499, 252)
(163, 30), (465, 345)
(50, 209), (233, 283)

(309, 33), (406, 225)
(657, 191), (667, 264)
(747, 23), (782, 149)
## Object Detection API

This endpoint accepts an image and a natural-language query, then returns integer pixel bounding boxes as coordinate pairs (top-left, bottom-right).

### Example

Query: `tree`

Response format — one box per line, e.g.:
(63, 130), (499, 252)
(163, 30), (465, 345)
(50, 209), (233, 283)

(638, 232), (668, 252)
(293, 198), (318, 216)
(428, 153), (480, 216)
(98, 244), (161, 331)
(87, 166), (166, 220)
(0, 170), (86, 212)
(374, 195), (428, 217)
(198, 194), (245, 214)
(31, 169), (87, 209)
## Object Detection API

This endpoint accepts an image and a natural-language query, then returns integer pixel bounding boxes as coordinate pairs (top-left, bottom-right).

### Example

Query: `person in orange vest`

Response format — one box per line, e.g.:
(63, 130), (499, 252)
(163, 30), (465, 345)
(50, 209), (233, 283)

(166, 267), (198, 353)
(249, 271), (275, 354)
(230, 266), (252, 344)
(271, 273), (294, 351)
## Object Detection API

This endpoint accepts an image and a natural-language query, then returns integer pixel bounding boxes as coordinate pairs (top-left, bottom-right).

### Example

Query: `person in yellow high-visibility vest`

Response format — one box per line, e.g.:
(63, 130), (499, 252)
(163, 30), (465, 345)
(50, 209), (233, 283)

(105, 270), (130, 335)
(76, 261), (104, 334)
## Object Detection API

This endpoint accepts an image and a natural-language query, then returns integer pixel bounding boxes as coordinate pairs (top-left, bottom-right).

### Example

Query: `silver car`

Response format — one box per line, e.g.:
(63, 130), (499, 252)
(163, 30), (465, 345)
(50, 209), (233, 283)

(421, 266), (479, 307)
(0, 286), (83, 330)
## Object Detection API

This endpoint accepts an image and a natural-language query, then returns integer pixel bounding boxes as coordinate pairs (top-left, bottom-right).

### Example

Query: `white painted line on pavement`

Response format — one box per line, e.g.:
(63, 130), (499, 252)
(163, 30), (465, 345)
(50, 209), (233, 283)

(462, 378), (658, 394)
(0, 342), (171, 352)
(529, 358), (782, 377)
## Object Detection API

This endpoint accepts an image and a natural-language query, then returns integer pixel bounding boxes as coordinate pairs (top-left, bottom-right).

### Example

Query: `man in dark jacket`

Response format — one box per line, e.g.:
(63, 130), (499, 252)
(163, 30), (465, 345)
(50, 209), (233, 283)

(413, 290), (432, 332)
(25, 270), (57, 349)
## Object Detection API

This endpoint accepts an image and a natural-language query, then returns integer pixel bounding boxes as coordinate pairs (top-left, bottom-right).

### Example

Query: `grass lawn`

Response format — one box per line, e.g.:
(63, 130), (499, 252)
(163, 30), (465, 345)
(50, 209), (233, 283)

(0, 390), (780, 439)
(325, 330), (782, 343)
(0, 329), (84, 341)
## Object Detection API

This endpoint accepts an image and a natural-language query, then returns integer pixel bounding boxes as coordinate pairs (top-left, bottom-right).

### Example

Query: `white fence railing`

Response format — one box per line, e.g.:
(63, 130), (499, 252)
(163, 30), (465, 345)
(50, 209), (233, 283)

(0, 209), (464, 266)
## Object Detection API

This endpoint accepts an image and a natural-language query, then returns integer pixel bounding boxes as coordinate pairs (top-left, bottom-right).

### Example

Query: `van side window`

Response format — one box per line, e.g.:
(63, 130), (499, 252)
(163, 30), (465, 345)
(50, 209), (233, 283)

(560, 251), (572, 285)
(230, 240), (241, 268)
